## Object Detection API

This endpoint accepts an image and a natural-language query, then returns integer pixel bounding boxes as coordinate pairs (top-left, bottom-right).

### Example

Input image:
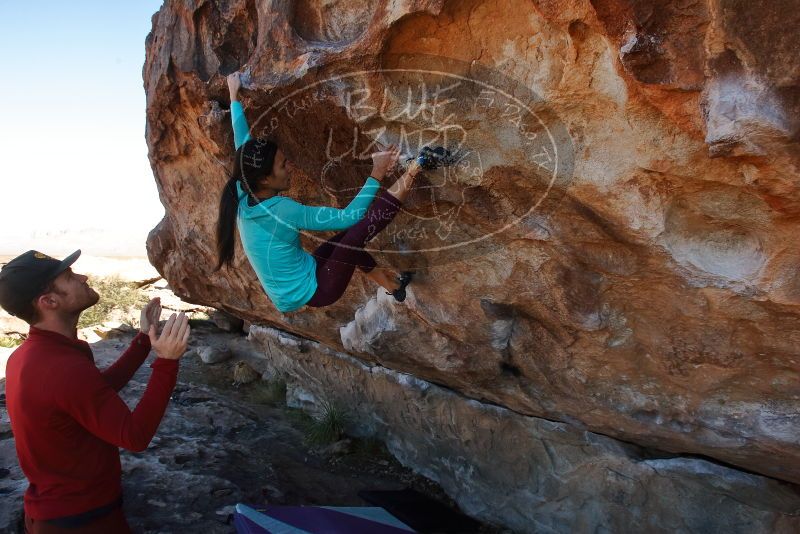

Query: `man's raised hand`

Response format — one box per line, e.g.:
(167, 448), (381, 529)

(139, 297), (162, 335)
(148, 312), (190, 361)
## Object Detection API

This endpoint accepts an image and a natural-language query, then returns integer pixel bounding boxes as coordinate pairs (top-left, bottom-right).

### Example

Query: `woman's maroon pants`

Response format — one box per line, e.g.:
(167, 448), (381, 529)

(306, 188), (402, 307)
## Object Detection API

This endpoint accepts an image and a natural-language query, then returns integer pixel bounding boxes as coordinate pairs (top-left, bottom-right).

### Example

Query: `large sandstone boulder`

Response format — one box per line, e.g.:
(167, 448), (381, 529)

(143, 0), (800, 493)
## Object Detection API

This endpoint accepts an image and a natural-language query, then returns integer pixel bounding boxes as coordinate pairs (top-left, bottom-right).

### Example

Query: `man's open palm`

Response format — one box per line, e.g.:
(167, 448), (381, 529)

(148, 311), (190, 360)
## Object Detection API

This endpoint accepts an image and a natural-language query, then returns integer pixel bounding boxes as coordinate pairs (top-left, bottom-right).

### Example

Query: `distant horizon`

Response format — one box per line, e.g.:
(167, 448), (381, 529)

(0, 227), (158, 258)
(0, 224), (158, 258)
(0, 253), (150, 261)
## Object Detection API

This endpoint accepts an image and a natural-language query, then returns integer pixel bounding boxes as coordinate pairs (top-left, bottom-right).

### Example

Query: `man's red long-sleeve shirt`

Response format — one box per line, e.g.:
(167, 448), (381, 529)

(5, 325), (179, 520)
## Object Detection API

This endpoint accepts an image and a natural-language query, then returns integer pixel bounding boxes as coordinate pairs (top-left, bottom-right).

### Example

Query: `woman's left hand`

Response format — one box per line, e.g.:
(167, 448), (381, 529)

(370, 144), (401, 180)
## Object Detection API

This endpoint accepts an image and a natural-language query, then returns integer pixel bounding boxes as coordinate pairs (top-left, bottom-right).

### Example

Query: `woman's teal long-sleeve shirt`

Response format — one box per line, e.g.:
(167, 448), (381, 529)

(230, 101), (381, 312)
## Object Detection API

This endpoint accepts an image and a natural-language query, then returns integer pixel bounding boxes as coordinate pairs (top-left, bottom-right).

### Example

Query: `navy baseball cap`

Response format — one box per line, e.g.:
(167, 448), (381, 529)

(0, 249), (81, 317)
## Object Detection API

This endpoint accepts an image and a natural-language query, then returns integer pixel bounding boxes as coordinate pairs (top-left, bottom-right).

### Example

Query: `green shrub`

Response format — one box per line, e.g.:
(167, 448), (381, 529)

(302, 399), (350, 445)
(78, 275), (149, 329)
(0, 336), (22, 348)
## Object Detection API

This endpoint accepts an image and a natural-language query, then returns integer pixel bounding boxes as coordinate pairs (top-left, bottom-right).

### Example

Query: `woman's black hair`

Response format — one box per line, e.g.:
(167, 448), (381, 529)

(214, 137), (279, 271)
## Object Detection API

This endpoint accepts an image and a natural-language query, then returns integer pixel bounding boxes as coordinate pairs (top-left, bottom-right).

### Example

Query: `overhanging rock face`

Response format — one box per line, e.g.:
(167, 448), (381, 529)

(143, 0), (800, 506)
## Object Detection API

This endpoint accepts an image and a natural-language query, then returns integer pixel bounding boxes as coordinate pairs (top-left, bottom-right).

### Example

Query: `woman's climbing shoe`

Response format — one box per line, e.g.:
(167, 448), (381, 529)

(385, 271), (414, 302)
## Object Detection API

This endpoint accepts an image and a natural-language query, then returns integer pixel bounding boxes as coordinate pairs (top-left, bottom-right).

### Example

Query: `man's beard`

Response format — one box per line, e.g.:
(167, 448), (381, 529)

(80, 288), (101, 311)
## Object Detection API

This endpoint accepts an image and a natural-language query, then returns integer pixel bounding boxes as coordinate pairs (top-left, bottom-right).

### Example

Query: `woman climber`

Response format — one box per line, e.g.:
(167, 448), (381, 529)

(214, 72), (422, 314)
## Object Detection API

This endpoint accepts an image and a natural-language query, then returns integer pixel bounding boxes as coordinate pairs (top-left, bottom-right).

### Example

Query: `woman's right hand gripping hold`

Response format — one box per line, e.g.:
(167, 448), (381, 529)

(228, 71), (243, 102)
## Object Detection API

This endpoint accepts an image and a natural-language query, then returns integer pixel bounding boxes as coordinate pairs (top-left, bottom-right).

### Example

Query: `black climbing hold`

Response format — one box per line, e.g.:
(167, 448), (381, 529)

(408, 146), (459, 171)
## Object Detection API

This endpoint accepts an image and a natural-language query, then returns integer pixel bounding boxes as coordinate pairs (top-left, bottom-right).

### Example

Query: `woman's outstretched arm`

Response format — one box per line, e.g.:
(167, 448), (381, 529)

(271, 146), (402, 231)
(275, 177), (382, 231)
(228, 72), (252, 150)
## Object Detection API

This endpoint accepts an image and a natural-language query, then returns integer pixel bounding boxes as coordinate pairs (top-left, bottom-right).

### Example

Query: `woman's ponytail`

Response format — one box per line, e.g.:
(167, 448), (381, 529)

(214, 175), (240, 272)
(214, 139), (278, 272)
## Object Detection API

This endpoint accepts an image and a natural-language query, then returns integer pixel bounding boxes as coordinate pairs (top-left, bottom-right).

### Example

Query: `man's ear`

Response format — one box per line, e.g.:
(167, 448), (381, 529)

(35, 293), (59, 313)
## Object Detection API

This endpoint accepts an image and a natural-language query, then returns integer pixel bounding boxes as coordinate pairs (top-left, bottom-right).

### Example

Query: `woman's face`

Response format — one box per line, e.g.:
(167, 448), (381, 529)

(263, 148), (290, 192)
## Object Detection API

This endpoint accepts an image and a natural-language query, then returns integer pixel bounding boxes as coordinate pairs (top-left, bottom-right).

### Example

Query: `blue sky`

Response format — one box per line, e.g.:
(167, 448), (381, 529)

(0, 1), (165, 257)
